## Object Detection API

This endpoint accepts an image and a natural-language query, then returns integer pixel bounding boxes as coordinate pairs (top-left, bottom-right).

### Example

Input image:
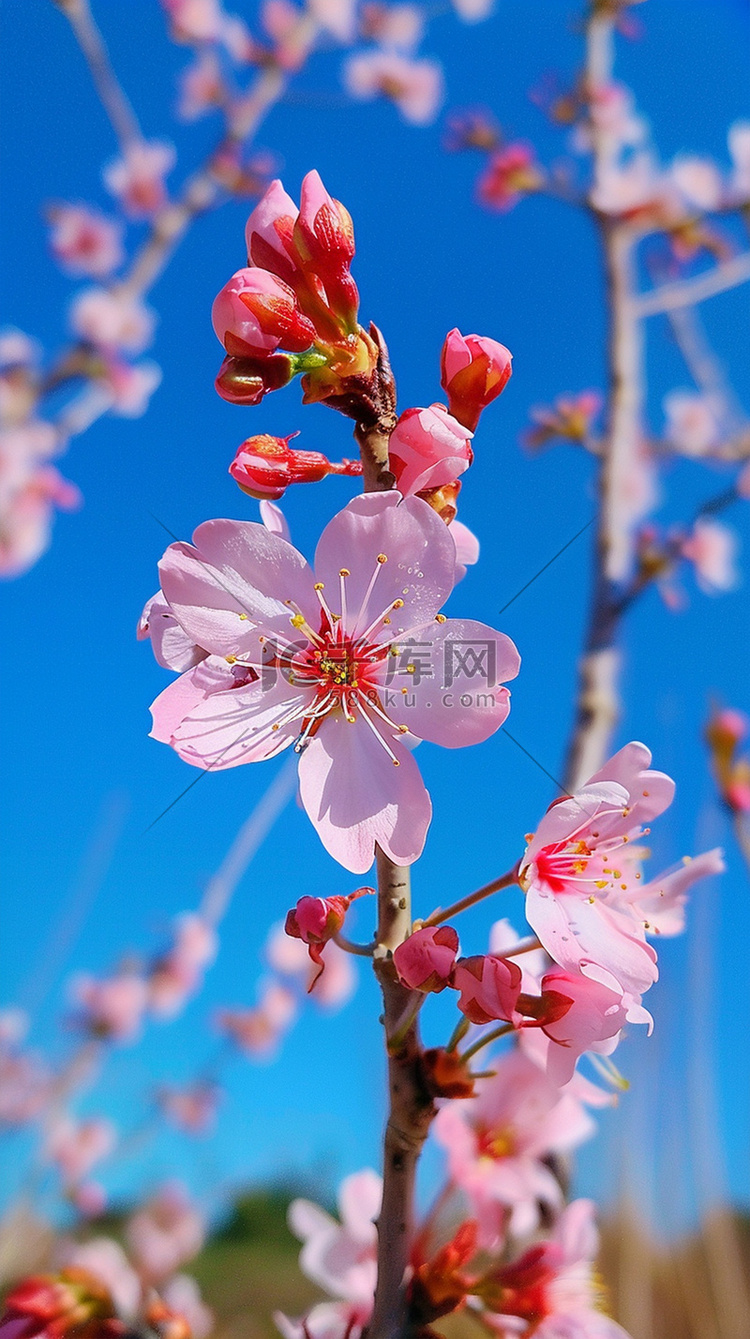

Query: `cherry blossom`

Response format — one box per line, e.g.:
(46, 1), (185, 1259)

(70, 288), (155, 355)
(149, 491), (520, 872)
(177, 51), (226, 120)
(670, 154), (724, 211)
(48, 205), (124, 280)
(477, 144), (542, 212)
(148, 913), (218, 1019)
(216, 982), (298, 1057)
(160, 1276), (213, 1339)
(451, 953), (523, 1024)
(229, 433), (362, 501)
(285, 890), (371, 986)
(70, 970), (149, 1044)
(157, 1080), (221, 1134)
(58, 1238), (141, 1318)
(533, 969), (652, 1087)
(479, 1199), (630, 1338)
(343, 51), (444, 126)
(125, 1183), (205, 1284)
(45, 1117), (116, 1188)
(680, 518), (739, 594)
(100, 358), (162, 418)
(103, 140), (176, 219)
(360, 4), (425, 52)
(520, 742), (675, 995)
(288, 1169), (380, 1305)
(433, 1050), (594, 1244)
(663, 389), (721, 456)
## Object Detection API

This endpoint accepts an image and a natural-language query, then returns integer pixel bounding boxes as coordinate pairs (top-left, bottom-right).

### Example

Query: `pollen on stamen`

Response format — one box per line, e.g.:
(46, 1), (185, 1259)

(377, 554), (387, 564)
(392, 760), (400, 767)
(225, 655), (237, 664)
(383, 617), (391, 625)
(392, 599), (405, 609)
(314, 582), (324, 591)
(238, 613), (248, 620)
(401, 687), (409, 695)
(406, 663), (416, 674)
(588, 895), (596, 903)
(397, 725), (409, 733)
(290, 613), (306, 628)
(613, 869), (622, 879)
(339, 568), (350, 577)
(595, 879), (607, 889)
(435, 614), (447, 623)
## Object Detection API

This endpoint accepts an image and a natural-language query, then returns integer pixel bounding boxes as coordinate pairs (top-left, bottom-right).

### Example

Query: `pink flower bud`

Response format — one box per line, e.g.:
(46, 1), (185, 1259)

(211, 267), (317, 357)
(440, 329), (513, 431)
(229, 434), (362, 500)
(451, 954), (523, 1025)
(726, 779), (750, 813)
(477, 142), (543, 212)
(245, 179), (300, 284)
(285, 889), (373, 989)
(292, 171), (360, 328)
(214, 352), (295, 406)
(388, 404), (473, 497)
(393, 925), (459, 993)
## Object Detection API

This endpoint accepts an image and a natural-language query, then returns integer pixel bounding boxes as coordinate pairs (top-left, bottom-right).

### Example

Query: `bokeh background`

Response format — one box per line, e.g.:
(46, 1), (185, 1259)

(1, 0), (749, 1334)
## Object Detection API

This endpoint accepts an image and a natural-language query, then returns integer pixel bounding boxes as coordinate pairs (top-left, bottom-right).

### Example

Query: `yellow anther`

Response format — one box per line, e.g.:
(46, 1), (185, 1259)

(314, 582), (325, 590)
(238, 612), (248, 620)
(406, 663), (415, 674)
(401, 687), (409, 695)
(613, 870), (621, 879)
(271, 723), (279, 732)
(225, 655), (237, 664)
(339, 567), (350, 577)
(383, 617), (391, 625)
(588, 896), (596, 903)
(290, 613), (305, 628)
(392, 599), (405, 609)
(377, 554), (388, 564)
(435, 613), (447, 623)
(393, 760), (400, 767)
(524, 832), (535, 843)
(398, 724), (409, 733)
(595, 879), (608, 889)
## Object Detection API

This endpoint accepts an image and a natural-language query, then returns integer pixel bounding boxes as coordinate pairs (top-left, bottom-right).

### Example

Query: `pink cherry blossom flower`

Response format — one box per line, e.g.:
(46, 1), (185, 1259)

(309, 0), (357, 43)
(216, 982), (298, 1057)
(261, 0), (308, 69)
(266, 923), (357, 1006)
(524, 391), (602, 450)
(388, 405), (473, 497)
(451, 954), (522, 1023)
(178, 51), (225, 120)
(629, 847), (725, 936)
(46, 1117), (116, 1187)
(70, 970), (149, 1043)
(275, 1301), (370, 1339)
(728, 120), (750, 199)
(288, 1169), (380, 1304)
(520, 742), (675, 996)
(58, 1238), (141, 1317)
(0, 1050), (52, 1126)
(103, 140), (176, 219)
(70, 288), (155, 354)
(343, 51), (444, 126)
(440, 330), (513, 433)
(126, 1183), (205, 1284)
(481, 1199), (630, 1338)
(360, 4), (424, 52)
(663, 389), (721, 456)
(680, 518), (739, 594)
(100, 358), (162, 418)
(161, 0), (225, 44)
(590, 150), (674, 219)
(160, 1276), (213, 1339)
(670, 155), (724, 211)
(450, 518), (479, 582)
(150, 492), (520, 872)
(48, 205), (124, 279)
(571, 82), (646, 155)
(433, 1050), (594, 1245)
(533, 969), (651, 1087)
(148, 913), (218, 1019)
(157, 1080), (221, 1134)
(477, 144), (542, 212)
(393, 925), (459, 992)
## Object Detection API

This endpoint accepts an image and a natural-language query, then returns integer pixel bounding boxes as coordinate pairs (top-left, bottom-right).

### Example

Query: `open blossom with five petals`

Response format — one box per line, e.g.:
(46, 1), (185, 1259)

(520, 743), (676, 996)
(147, 491), (520, 872)
(434, 1050), (594, 1245)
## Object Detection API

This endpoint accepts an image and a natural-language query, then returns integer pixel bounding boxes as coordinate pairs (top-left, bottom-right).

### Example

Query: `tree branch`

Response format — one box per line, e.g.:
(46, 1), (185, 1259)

(632, 251), (750, 318)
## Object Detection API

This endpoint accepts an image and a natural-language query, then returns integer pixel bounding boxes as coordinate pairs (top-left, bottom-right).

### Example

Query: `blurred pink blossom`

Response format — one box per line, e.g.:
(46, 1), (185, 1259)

(126, 1182), (206, 1284)
(103, 140), (176, 218)
(343, 51), (444, 125)
(46, 1116), (116, 1187)
(670, 154), (724, 211)
(161, 1275), (214, 1339)
(48, 205), (124, 279)
(59, 1237), (141, 1317)
(663, 389), (721, 456)
(71, 970), (149, 1043)
(288, 1169), (380, 1304)
(681, 517), (739, 593)
(70, 288), (156, 354)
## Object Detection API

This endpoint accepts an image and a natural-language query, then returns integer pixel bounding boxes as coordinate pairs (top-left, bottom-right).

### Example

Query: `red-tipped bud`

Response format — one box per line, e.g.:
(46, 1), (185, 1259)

(229, 434), (362, 500)
(285, 889), (373, 989)
(409, 1222), (479, 1324)
(451, 954), (523, 1025)
(440, 329), (513, 432)
(0, 1270), (121, 1339)
(293, 171), (359, 328)
(393, 925), (459, 993)
(212, 267), (317, 357)
(215, 353), (294, 406)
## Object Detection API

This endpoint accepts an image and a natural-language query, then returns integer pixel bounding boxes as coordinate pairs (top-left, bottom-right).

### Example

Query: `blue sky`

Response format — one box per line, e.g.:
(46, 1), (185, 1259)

(1, 0), (749, 1232)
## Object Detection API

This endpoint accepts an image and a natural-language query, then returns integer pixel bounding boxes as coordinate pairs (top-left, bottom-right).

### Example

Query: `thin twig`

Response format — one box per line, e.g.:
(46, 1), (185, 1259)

(422, 867), (519, 927)
(54, 0), (142, 149)
(632, 251), (750, 318)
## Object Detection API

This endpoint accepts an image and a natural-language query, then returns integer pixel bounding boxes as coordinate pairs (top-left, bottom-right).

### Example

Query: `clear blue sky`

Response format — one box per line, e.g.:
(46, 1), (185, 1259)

(1, 0), (748, 1232)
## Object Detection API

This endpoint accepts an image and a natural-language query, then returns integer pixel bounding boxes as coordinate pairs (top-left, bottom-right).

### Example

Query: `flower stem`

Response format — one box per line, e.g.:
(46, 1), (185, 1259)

(461, 1022), (514, 1064)
(422, 866), (519, 926)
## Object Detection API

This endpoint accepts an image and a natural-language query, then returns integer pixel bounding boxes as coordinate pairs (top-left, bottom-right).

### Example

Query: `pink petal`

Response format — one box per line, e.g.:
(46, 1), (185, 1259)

(170, 675), (313, 769)
(297, 712), (432, 872)
(394, 617), (520, 746)
(159, 518), (317, 654)
(149, 659), (238, 743)
(588, 741), (675, 825)
(313, 492), (455, 641)
(139, 591), (207, 671)
(337, 1169), (382, 1239)
(525, 885), (658, 996)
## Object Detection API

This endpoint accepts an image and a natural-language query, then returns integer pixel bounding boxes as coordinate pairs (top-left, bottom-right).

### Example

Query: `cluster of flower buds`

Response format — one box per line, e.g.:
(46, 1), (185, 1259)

(0, 1269), (123, 1339)
(229, 433), (362, 500)
(705, 706), (750, 814)
(477, 143), (544, 212)
(213, 172), (380, 414)
(285, 889), (373, 987)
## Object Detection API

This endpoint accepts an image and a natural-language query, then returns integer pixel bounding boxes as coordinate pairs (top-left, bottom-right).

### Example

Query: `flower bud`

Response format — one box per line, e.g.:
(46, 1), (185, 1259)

(214, 353), (295, 406)
(229, 434), (363, 500)
(440, 329), (513, 432)
(393, 925), (459, 993)
(212, 267), (317, 357)
(422, 1047), (476, 1100)
(451, 954), (523, 1025)
(388, 404), (473, 497)
(245, 179), (300, 284)
(0, 1270), (120, 1339)
(285, 889), (373, 989)
(293, 171), (359, 329)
